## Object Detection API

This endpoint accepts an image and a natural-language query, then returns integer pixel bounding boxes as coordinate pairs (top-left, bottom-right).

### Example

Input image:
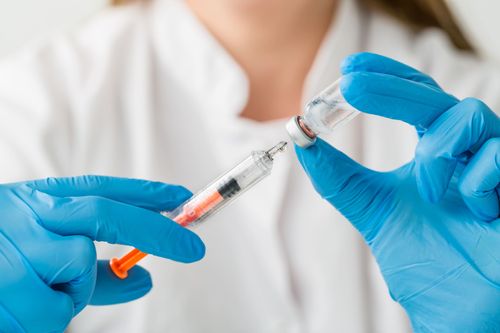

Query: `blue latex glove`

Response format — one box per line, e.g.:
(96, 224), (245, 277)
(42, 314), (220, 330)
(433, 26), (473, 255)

(296, 53), (500, 332)
(0, 175), (205, 333)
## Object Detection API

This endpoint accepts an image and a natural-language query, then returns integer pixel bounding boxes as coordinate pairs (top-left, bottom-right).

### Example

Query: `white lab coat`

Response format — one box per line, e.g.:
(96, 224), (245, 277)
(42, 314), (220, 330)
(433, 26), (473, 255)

(0, 0), (499, 332)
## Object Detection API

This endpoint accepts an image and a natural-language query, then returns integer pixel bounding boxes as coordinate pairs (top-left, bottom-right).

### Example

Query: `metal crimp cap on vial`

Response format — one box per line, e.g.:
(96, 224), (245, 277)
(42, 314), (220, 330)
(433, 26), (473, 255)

(286, 116), (317, 148)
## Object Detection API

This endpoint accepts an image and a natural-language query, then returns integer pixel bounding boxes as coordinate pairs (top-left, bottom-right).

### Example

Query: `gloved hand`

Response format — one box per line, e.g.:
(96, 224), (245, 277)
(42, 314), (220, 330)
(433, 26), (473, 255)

(0, 175), (205, 333)
(296, 53), (500, 333)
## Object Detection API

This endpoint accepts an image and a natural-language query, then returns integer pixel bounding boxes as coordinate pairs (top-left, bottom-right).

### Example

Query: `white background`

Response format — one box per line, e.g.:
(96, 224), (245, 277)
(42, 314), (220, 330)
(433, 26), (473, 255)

(446, 0), (500, 61)
(0, 0), (106, 57)
(0, 0), (499, 61)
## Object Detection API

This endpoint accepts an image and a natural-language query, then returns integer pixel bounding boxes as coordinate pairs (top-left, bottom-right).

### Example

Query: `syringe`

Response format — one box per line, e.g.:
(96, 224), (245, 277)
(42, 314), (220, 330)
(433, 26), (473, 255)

(110, 141), (288, 279)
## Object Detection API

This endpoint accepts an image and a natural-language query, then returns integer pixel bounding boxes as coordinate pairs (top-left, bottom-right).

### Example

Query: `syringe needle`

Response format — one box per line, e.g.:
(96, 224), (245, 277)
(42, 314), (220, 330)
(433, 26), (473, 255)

(266, 141), (288, 159)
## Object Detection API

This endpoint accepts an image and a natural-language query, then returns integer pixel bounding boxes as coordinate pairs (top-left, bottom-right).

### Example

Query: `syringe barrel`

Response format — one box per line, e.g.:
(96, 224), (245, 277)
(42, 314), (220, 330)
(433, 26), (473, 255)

(162, 150), (273, 228)
(109, 142), (286, 279)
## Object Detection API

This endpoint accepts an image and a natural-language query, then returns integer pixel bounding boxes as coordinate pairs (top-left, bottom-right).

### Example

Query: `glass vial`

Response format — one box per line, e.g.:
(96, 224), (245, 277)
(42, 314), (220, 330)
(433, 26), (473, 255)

(286, 78), (360, 148)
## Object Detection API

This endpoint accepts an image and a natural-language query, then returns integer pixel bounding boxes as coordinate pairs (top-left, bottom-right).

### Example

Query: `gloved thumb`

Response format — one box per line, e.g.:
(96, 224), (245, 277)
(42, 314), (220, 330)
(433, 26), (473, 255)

(295, 138), (391, 240)
(90, 260), (152, 305)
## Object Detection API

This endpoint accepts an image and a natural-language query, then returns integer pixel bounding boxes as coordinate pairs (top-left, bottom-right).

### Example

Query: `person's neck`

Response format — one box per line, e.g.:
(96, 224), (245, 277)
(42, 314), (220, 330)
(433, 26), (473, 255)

(186, 0), (338, 121)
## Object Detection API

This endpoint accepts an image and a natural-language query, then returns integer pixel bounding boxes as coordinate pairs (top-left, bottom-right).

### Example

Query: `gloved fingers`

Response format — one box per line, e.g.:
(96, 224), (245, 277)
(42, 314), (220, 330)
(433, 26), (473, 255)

(0, 231), (74, 333)
(458, 137), (500, 221)
(52, 236), (97, 315)
(295, 138), (392, 241)
(90, 260), (152, 305)
(341, 52), (440, 88)
(30, 191), (205, 263)
(415, 98), (500, 202)
(340, 71), (458, 130)
(0, 305), (25, 333)
(26, 175), (192, 211)
(25, 234), (97, 315)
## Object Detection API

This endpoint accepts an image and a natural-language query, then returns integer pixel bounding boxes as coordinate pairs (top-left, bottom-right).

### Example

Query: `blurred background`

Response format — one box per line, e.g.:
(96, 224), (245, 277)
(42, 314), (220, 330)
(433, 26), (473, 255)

(0, 0), (105, 57)
(0, 0), (500, 62)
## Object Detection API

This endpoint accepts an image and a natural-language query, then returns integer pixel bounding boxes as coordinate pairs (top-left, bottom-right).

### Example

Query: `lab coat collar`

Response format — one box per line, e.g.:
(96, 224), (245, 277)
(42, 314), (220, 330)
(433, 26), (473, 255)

(151, 0), (365, 118)
(151, 0), (249, 118)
